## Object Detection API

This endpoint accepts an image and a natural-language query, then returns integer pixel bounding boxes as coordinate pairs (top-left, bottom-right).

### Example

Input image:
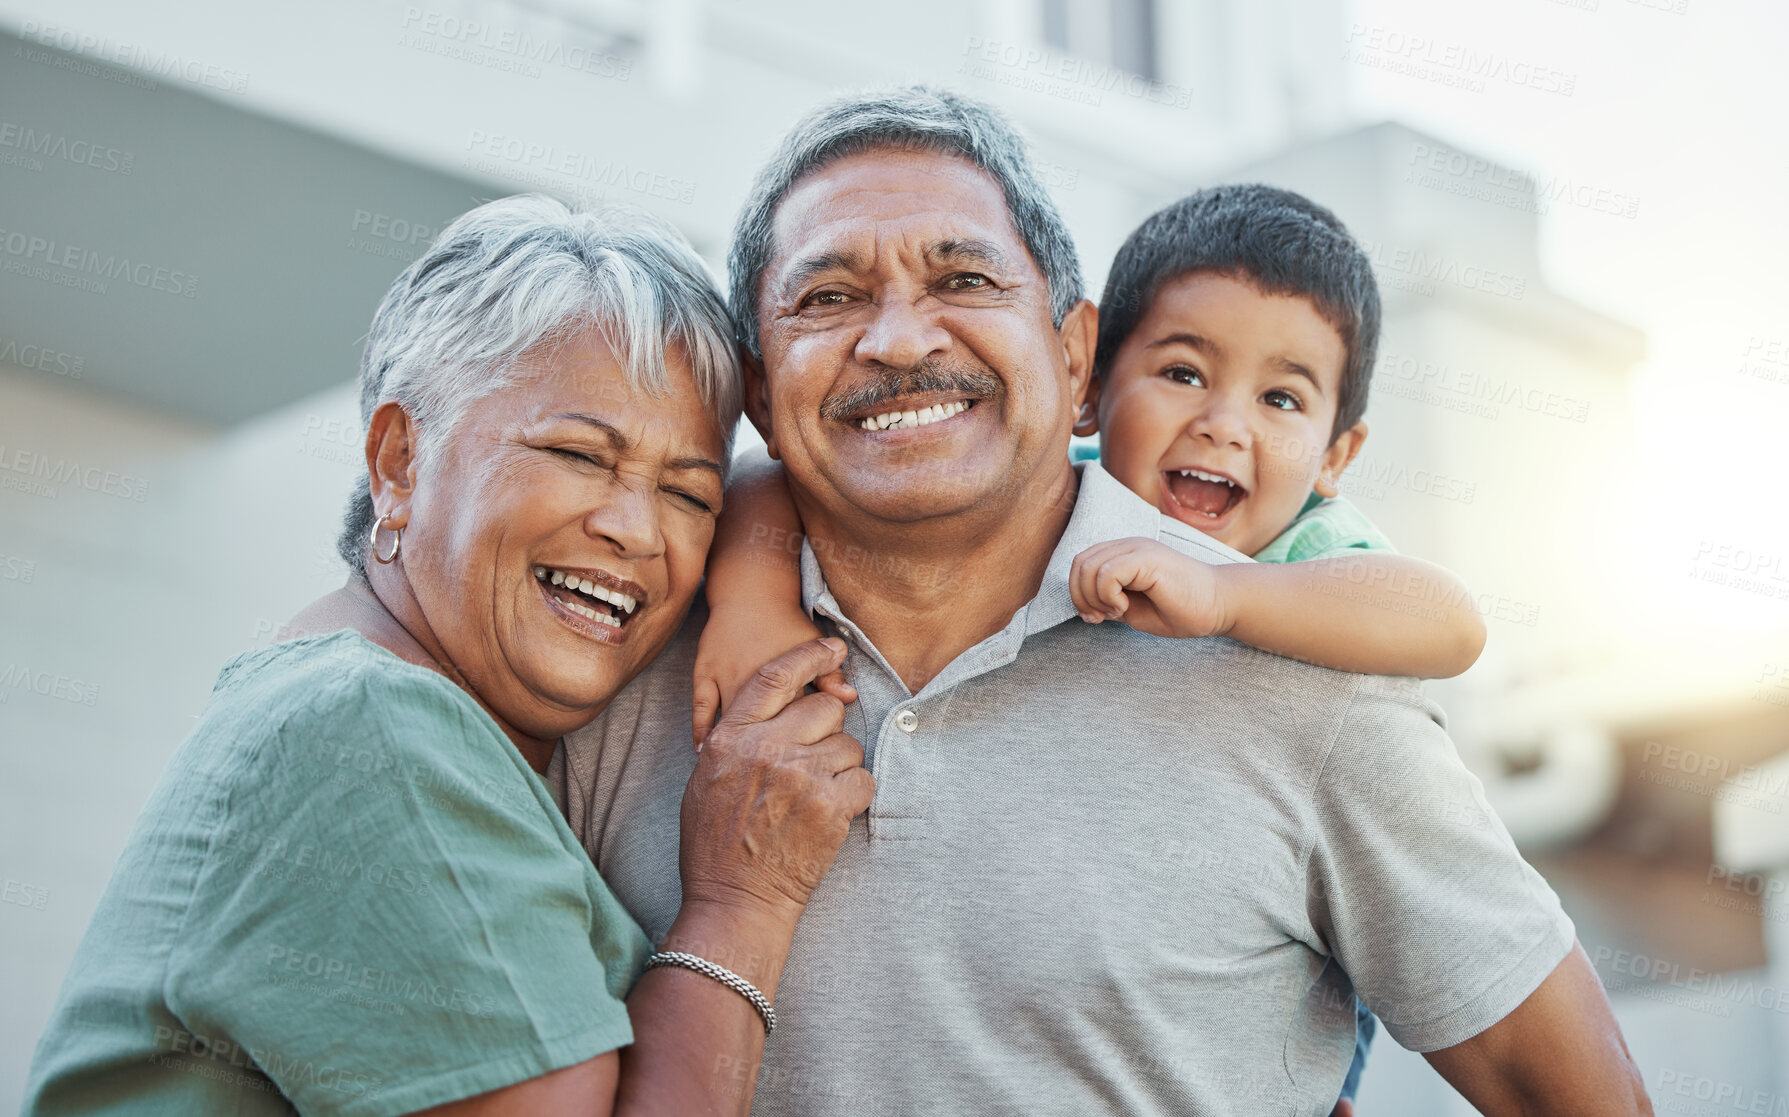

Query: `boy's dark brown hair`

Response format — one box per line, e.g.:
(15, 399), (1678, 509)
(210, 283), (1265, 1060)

(1093, 183), (1380, 441)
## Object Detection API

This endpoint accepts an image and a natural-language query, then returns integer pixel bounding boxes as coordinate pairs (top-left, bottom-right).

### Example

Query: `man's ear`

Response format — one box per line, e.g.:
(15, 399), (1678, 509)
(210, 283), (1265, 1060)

(1073, 371), (1102, 437)
(740, 347), (780, 461)
(365, 400), (420, 527)
(1061, 299), (1099, 435)
(1313, 420), (1367, 499)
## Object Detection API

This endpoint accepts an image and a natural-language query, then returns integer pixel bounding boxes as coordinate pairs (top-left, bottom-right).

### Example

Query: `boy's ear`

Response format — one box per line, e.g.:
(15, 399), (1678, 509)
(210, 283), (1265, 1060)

(1313, 420), (1367, 499)
(1060, 298), (1099, 427)
(365, 400), (420, 528)
(740, 346), (780, 461)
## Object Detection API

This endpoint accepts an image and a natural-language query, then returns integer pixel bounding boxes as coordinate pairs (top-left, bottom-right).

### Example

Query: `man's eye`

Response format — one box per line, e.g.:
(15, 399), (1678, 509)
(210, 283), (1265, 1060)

(1164, 365), (1205, 387)
(1263, 389), (1303, 411)
(805, 290), (849, 307)
(941, 273), (990, 291)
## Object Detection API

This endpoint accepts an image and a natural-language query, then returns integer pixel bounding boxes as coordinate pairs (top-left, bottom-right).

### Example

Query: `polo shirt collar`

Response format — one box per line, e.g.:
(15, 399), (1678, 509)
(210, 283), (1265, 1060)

(796, 459), (1166, 659)
(1023, 460), (1166, 635)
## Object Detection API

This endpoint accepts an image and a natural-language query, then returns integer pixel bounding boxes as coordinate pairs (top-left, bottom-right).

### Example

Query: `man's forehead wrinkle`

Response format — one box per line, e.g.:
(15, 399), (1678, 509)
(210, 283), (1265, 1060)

(807, 145), (1003, 198)
(778, 218), (1019, 282)
(775, 152), (1014, 237)
(777, 246), (866, 302)
(929, 237), (1010, 271)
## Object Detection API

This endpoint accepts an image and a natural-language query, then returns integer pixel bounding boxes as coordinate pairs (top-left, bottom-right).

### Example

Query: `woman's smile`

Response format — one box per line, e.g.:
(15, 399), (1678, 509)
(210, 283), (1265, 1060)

(534, 563), (645, 645)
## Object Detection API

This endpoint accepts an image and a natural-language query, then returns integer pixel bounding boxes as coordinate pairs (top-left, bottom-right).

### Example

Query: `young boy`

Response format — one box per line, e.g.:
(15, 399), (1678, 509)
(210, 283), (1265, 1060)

(1061, 183), (1485, 678)
(693, 183), (1485, 1109)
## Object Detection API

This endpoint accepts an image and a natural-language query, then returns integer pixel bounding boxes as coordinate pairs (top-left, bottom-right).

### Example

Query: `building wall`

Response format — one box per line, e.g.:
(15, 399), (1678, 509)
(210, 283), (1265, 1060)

(0, 364), (362, 1107)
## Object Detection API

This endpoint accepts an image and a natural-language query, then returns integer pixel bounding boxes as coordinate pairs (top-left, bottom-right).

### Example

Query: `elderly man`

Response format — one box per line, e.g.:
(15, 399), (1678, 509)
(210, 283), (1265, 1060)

(560, 87), (1650, 1114)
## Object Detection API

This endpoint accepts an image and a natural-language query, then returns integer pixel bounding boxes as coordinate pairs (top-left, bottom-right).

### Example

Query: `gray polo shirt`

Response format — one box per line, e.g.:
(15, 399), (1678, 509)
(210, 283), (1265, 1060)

(557, 461), (1574, 1116)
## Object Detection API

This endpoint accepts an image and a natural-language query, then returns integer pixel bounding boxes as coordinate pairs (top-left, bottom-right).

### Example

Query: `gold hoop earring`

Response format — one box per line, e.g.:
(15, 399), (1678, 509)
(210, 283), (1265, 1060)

(370, 514), (403, 565)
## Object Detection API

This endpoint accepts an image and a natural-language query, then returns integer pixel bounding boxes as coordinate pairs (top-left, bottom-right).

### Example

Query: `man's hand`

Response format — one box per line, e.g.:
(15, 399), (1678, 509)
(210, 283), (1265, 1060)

(1424, 942), (1652, 1115)
(1069, 537), (1233, 639)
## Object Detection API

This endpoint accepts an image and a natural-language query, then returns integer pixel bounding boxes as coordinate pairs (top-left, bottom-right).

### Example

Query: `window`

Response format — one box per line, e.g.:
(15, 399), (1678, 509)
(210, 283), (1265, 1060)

(1042, 0), (1159, 82)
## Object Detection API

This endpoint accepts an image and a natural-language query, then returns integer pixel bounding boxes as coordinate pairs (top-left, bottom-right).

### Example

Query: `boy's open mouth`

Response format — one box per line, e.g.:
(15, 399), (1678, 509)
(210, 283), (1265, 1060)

(534, 565), (643, 633)
(1162, 468), (1247, 522)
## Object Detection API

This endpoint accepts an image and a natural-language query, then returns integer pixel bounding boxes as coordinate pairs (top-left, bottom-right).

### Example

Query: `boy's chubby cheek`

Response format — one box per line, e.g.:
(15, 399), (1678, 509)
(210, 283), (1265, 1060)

(1234, 464), (1321, 550)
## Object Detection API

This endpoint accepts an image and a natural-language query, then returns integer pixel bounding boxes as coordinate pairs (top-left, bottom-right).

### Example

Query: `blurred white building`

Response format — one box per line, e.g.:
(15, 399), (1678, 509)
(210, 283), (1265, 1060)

(7, 0), (1771, 1111)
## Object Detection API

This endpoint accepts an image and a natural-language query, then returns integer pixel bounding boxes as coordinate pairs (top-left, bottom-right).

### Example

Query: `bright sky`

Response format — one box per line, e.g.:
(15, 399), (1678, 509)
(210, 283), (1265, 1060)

(1344, 0), (1789, 648)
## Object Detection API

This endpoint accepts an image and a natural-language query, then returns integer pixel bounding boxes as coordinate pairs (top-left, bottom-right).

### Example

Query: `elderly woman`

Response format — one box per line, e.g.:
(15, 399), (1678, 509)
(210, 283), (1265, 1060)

(23, 196), (871, 1115)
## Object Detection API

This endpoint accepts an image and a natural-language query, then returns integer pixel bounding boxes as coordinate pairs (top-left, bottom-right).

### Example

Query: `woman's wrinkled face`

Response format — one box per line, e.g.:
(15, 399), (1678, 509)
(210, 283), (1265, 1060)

(401, 328), (726, 740)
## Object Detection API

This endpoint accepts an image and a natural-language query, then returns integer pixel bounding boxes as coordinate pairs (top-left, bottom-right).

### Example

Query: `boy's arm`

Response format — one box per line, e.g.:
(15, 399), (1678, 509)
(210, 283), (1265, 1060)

(1070, 538), (1487, 678)
(692, 450), (830, 747)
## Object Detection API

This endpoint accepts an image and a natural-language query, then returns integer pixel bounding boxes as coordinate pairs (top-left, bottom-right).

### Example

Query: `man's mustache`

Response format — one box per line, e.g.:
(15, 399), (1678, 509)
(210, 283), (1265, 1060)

(818, 362), (1002, 421)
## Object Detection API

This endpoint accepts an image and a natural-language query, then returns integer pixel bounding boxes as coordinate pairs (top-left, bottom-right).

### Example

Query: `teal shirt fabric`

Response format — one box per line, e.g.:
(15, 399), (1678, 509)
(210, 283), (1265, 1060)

(24, 631), (650, 1116)
(1251, 490), (1396, 563)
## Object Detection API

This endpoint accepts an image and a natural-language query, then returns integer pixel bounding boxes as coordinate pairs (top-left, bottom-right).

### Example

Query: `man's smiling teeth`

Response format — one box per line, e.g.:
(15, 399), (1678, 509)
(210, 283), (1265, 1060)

(532, 565), (636, 626)
(857, 400), (971, 431)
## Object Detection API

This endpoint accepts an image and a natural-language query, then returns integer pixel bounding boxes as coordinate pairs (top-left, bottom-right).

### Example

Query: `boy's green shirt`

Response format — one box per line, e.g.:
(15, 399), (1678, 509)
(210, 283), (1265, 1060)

(1251, 490), (1395, 563)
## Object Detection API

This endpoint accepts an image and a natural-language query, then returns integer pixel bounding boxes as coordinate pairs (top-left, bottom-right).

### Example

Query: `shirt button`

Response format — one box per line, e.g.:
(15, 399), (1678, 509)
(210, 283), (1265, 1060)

(895, 709), (918, 733)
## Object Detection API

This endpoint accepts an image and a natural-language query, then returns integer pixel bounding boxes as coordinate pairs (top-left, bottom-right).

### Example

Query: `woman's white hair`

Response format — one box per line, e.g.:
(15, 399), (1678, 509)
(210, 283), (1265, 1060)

(337, 194), (742, 571)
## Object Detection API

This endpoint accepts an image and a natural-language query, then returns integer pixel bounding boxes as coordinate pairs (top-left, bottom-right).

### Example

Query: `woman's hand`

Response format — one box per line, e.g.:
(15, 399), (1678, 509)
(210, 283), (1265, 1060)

(679, 638), (875, 920)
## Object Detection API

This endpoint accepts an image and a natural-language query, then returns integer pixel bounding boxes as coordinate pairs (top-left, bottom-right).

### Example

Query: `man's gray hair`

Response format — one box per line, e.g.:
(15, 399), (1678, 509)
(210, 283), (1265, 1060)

(337, 194), (742, 572)
(727, 85), (1084, 359)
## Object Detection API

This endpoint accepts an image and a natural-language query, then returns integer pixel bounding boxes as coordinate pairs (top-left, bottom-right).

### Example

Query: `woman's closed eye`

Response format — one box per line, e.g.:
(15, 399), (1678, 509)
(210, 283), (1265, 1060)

(662, 486), (715, 514)
(549, 447), (612, 469)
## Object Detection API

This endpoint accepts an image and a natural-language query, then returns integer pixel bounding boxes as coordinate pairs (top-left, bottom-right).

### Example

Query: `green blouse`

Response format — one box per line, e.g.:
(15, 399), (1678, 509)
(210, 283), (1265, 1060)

(24, 631), (650, 1116)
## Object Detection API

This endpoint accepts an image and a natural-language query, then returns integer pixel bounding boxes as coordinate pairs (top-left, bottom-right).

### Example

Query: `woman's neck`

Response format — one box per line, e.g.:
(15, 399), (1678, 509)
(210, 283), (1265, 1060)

(286, 577), (560, 773)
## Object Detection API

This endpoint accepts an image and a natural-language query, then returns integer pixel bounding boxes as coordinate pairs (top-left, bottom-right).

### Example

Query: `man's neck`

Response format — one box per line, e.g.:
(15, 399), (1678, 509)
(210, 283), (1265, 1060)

(802, 463), (1078, 694)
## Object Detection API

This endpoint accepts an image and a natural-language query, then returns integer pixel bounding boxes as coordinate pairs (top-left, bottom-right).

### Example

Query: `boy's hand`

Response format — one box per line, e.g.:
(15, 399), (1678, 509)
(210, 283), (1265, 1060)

(1069, 537), (1234, 640)
(693, 602), (846, 749)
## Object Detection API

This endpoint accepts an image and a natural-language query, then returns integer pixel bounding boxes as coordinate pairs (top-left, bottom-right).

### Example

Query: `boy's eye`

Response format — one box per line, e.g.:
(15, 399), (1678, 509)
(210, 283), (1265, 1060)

(1163, 364), (1205, 387)
(1262, 389), (1303, 411)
